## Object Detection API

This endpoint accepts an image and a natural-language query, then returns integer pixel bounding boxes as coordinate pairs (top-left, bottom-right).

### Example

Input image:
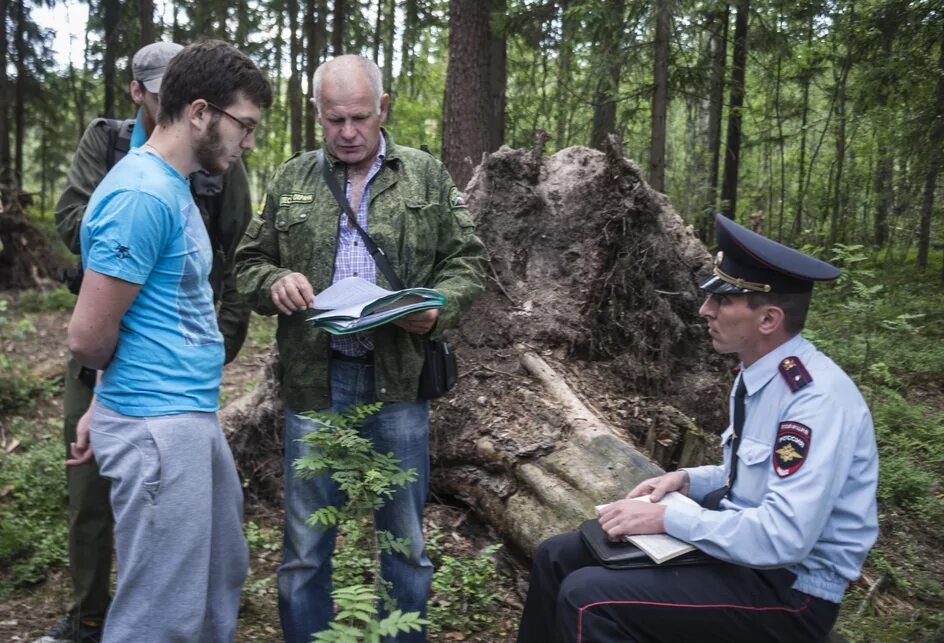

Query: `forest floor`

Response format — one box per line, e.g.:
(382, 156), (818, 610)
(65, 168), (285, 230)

(0, 300), (523, 642)
(2, 268), (944, 642)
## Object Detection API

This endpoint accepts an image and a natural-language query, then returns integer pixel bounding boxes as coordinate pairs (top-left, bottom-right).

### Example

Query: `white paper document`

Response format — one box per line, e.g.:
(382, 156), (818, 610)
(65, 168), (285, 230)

(307, 276), (446, 335)
(596, 492), (699, 564)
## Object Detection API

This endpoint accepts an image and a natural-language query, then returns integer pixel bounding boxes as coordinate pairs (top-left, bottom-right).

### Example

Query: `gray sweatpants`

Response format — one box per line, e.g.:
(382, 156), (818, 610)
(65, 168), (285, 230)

(89, 402), (248, 643)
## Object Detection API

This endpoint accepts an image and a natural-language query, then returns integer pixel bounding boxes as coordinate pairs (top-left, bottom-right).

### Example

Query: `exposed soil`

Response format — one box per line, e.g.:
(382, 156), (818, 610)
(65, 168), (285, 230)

(0, 195), (70, 291)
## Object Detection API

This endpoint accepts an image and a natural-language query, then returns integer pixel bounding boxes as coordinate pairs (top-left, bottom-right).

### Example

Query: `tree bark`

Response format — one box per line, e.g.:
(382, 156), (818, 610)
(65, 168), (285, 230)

(649, 0), (672, 192)
(102, 0), (120, 118)
(487, 0), (506, 153)
(917, 26), (944, 271)
(590, 0), (625, 150)
(234, 0), (250, 48)
(871, 8), (900, 248)
(791, 13), (815, 240)
(138, 0), (154, 47)
(703, 5), (729, 239)
(829, 6), (854, 248)
(288, 0), (303, 154)
(554, 0), (574, 149)
(332, 0), (345, 55)
(719, 0), (749, 221)
(305, 0), (326, 151)
(13, 0), (26, 187)
(0, 0), (10, 184)
(372, 0), (382, 63)
(399, 0), (418, 98)
(442, 0), (492, 188)
(382, 0), (395, 95)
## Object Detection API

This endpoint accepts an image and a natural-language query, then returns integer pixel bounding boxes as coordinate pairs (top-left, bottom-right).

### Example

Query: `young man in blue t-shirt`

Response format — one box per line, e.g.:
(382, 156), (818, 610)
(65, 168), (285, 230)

(67, 41), (272, 643)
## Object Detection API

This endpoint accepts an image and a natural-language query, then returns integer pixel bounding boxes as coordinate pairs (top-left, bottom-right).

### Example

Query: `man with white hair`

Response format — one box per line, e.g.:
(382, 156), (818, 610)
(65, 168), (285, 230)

(236, 54), (488, 642)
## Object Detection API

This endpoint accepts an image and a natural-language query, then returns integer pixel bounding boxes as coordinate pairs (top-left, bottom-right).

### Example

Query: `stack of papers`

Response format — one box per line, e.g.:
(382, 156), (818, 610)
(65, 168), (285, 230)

(307, 276), (446, 335)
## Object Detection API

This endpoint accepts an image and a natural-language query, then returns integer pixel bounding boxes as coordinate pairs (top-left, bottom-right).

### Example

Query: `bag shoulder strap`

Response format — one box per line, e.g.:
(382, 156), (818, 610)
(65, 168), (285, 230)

(105, 118), (135, 170)
(319, 150), (405, 290)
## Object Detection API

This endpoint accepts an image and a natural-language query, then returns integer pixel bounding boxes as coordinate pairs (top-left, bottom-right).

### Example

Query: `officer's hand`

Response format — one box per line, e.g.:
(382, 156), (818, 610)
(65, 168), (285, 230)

(271, 272), (315, 315)
(66, 407), (95, 467)
(393, 308), (439, 335)
(627, 470), (690, 502)
(598, 498), (667, 538)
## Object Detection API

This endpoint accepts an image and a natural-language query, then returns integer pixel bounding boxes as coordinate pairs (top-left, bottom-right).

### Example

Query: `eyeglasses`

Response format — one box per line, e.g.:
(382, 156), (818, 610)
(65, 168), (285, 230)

(205, 100), (257, 140)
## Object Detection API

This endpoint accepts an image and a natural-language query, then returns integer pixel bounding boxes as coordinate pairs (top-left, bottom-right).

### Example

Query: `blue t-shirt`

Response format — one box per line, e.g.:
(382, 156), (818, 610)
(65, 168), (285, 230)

(80, 148), (224, 416)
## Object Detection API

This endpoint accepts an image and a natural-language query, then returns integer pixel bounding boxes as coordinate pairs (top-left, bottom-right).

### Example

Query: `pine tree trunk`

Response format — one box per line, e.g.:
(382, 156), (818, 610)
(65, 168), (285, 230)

(555, 0), (574, 148)
(590, 0), (625, 150)
(14, 0), (26, 187)
(871, 10), (900, 248)
(649, 0), (671, 192)
(102, 0), (120, 118)
(288, 0), (303, 154)
(487, 0), (506, 153)
(332, 0), (345, 55)
(703, 5), (728, 239)
(791, 15), (814, 240)
(382, 0), (395, 95)
(829, 16), (853, 249)
(917, 27), (944, 271)
(139, 0), (154, 47)
(305, 0), (326, 151)
(442, 0), (492, 188)
(719, 0), (749, 221)
(400, 0), (417, 98)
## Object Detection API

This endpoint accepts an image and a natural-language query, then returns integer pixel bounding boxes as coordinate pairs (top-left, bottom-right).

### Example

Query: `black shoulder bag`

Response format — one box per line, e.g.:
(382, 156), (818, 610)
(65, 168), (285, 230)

(319, 152), (458, 400)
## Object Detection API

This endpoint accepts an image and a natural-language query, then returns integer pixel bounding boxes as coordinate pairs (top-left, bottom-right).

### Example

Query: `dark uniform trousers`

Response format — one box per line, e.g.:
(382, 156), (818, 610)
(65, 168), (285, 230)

(63, 354), (113, 621)
(517, 532), (839, 643)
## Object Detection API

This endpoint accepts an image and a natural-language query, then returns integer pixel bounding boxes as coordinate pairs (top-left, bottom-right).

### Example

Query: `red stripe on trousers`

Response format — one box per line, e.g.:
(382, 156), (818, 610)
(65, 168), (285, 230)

(576, 595), (812, 643)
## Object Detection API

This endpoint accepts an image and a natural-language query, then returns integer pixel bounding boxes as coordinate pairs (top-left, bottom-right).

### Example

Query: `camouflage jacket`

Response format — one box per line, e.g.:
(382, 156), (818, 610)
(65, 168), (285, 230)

(55, 117), (253, 363)
(235, 131), (488, 410)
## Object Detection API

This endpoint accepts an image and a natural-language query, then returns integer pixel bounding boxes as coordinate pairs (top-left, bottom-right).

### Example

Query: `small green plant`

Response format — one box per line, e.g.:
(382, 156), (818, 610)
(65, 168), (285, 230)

(295, 403), (426, 642)
(0, 438), (69, 599)
(16, 287), (76, 313)
(427, 532), (502, 635)
(245, 520), (282, 554)
(0, 355), (54, 413)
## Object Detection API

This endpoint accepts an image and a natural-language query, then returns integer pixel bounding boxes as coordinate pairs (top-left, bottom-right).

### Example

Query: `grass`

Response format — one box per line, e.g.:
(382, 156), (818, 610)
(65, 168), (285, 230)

(0, 437), (69, 600)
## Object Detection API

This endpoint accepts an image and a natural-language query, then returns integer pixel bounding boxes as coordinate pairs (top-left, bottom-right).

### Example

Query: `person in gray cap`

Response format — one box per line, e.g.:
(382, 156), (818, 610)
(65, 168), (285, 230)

(517, 214), (878, 643)
(37, 41), (254, 643)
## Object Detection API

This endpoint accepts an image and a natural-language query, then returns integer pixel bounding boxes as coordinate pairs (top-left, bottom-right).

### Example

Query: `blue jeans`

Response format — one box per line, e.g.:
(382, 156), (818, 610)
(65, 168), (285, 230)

(279, 360), (433, 643)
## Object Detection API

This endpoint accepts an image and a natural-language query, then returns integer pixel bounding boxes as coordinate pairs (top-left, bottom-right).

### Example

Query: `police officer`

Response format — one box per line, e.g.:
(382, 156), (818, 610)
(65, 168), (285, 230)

(516, 214), (879, 643)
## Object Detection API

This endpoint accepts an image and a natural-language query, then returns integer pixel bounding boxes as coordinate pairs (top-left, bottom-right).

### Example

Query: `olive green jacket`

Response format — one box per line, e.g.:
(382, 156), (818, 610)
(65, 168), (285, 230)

(235, 131), (488, 410)
(55, 117), (253, 363)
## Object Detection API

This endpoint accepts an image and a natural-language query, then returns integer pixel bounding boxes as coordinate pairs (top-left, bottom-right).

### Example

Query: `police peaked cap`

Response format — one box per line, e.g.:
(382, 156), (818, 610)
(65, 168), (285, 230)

(700, 214), (840, 294)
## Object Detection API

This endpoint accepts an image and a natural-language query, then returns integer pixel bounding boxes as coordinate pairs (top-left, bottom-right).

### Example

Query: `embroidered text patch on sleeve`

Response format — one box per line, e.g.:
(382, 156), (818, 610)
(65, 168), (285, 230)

(774, 421), (811, 477)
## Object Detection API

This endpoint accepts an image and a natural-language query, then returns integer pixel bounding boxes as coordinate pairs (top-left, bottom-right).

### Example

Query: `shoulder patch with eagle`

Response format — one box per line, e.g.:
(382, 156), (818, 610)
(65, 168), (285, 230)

(774, 421), (811, 478)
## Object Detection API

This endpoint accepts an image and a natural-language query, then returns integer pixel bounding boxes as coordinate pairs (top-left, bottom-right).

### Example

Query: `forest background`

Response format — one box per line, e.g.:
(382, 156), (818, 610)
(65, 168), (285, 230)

(1, 0), (943, 641)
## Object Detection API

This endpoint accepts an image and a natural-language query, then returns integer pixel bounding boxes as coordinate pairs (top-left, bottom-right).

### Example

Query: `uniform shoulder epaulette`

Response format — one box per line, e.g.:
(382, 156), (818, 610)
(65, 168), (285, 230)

(779, 356), (812, 393)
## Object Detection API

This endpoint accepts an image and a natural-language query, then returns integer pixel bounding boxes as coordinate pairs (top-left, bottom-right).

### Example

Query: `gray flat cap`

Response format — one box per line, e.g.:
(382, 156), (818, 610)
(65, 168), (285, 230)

(132, 42), (184, 93)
